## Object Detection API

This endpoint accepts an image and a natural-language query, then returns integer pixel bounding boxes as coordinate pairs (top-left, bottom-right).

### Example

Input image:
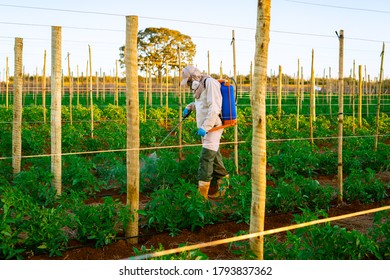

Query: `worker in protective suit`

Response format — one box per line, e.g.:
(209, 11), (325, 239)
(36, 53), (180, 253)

(180, 65), (229, 200)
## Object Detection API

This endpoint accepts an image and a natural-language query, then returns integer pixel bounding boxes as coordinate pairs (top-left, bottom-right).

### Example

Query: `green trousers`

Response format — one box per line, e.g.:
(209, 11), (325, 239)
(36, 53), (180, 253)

(198, 148), (229, 182)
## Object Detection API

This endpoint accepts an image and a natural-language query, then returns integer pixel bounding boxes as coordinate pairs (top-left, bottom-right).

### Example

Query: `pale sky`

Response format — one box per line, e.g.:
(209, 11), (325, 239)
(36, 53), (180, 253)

(1, 0), (390, 80)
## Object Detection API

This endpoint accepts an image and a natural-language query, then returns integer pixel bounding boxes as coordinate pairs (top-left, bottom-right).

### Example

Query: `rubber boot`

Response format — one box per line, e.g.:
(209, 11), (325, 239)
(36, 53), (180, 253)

(208, 175), (229, 199)
(198, 180), (210, 200)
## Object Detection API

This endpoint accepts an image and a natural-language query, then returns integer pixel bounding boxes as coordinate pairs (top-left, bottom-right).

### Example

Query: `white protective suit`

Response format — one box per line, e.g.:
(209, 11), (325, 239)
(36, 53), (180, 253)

(185, 77), (224, 152)
(181, 65), (229, 198)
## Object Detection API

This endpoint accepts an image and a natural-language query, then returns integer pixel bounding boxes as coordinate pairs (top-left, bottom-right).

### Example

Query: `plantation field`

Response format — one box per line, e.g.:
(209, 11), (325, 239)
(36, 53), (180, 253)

(0, 90), (389, 260)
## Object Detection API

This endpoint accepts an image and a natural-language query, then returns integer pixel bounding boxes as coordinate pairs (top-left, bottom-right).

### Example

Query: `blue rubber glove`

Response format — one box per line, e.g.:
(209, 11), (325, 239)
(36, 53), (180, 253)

(196, 128), (207, 137)
(183, 108), (191, 118)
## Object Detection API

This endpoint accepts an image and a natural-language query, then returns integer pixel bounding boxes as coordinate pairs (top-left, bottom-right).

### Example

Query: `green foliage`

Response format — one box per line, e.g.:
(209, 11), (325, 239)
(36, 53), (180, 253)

(178, 149), (201, 184)
(376, 113), (390, 134)
(64, 105), (103, 122)
(0, 125), (12, 157)
(22, 205), (69, 257)
(124, 27), (196, 75)
(344, 168), (389, 203)
(0, 185), (68, 258)
(102, 104), (126, 121)
(139, 179), (221, 236)
(62, 123), (89, 152)
(140, 150), (181, 192)
(0, 159), (12, 186)
(140, 148), (203, 191)
(71, 196), (132, 247)
(268, 140), (320, 176)
(265, 209), (381, 260)
(93, 152), (126, 191)
(267, 172), (336, 213)
(0, 186), (27, 259)
(368, 210), (390, 259)
(344, 137), (390, 172)
(227, 230), (257, 260)
(267, 178), (302, 213)
(93, 121), (126, 149)
(315, 147), (338, 175)
(140, 120), (165, 147)
(62, 155), (104, 195)
(0, 106), (14, 122)
(0, 97), (389, 259)
(23, 106), (45, 123)
(12, 159), (57, 208)
(22, 124), (50, 155)
(219, 175), (252, 223)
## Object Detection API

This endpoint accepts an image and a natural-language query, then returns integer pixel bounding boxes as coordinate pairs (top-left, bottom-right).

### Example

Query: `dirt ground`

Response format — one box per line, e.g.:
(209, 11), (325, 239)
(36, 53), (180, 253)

(28, 175), (389, 260)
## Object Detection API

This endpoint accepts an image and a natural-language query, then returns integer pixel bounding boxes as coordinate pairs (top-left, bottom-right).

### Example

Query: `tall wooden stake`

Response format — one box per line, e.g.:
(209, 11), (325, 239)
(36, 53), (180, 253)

(42, 51), (47, 123)
(51, 27), (62, 196)
(277, 65), (282, 120)
(374, 42), (385, 151)
(232, 29), (239, 174)
(358, 65), (363, 127)
(12, 38), (23, 176)
(249, 0), (271, 260)
(296, 59), (301, 130)
(310, 49), (315, 144)
(89, 45), (94, 138)
(115, 60), (119, 106)
(337, 29), (345, 203)
(67, 52), (73, 125)
(125, 15), (140, 245)
(178, 47), (183, 160)
(5, 57), (9, 109)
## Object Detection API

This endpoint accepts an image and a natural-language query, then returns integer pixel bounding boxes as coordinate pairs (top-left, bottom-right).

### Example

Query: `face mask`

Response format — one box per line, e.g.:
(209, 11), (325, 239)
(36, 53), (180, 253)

(191, 80), (200, 91)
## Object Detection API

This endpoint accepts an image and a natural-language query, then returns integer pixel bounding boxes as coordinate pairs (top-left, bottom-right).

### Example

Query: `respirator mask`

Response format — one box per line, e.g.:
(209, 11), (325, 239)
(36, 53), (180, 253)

(191, 80), (200, 91)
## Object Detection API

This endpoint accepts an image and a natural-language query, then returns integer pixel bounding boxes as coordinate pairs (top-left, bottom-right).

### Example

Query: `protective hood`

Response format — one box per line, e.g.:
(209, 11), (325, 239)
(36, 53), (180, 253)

(180, 65), (202, 86)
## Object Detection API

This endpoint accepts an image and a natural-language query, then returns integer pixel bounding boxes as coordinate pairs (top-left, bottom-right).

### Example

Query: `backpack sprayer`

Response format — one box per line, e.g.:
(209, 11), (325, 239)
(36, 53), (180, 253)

(148, 76), (237, 157)
(207, 77), (238, 133)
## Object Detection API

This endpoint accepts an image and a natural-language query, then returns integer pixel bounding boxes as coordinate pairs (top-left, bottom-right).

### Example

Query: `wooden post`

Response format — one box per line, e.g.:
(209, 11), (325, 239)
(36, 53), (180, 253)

(358, 65), (363, 127)
(374, 42), (385, 151)
(144, 61), (148, 112)
(42, 51), (47, 123)
(5, 56), (9, 110)
(296, 59), (301, 130)
(89, 45), (94, 138)
(76, 65), (80, 106)
(219, 61), (223, 79)
(277, 65), (282, 120)
(51, 27), (62, 196)
(85, 62), (89, 106)
(34, 67), (38, 105)
(12, 38), (23, 176)
(67, 52), (73, 125)
(352, 60), (356, 134)
(125, 15), (140, 245)
(103, 72), (106, 101)
(178, 47), (183, 160)
(300, 66), (304, 109)
(310, 49), (315, 144)
(165, 64), (169, 128)
(232, 29), (239, 175)
(249, 0), (271, 260)
(96, 71), (99, 99)
(337, 29), (345, 203)
(329, 67), (332, 115)
(115, 59), (119, 106)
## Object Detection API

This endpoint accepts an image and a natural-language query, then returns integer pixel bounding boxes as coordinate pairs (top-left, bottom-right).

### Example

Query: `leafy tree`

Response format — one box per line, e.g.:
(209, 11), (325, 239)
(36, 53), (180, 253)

(119, 27), (196, 80)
